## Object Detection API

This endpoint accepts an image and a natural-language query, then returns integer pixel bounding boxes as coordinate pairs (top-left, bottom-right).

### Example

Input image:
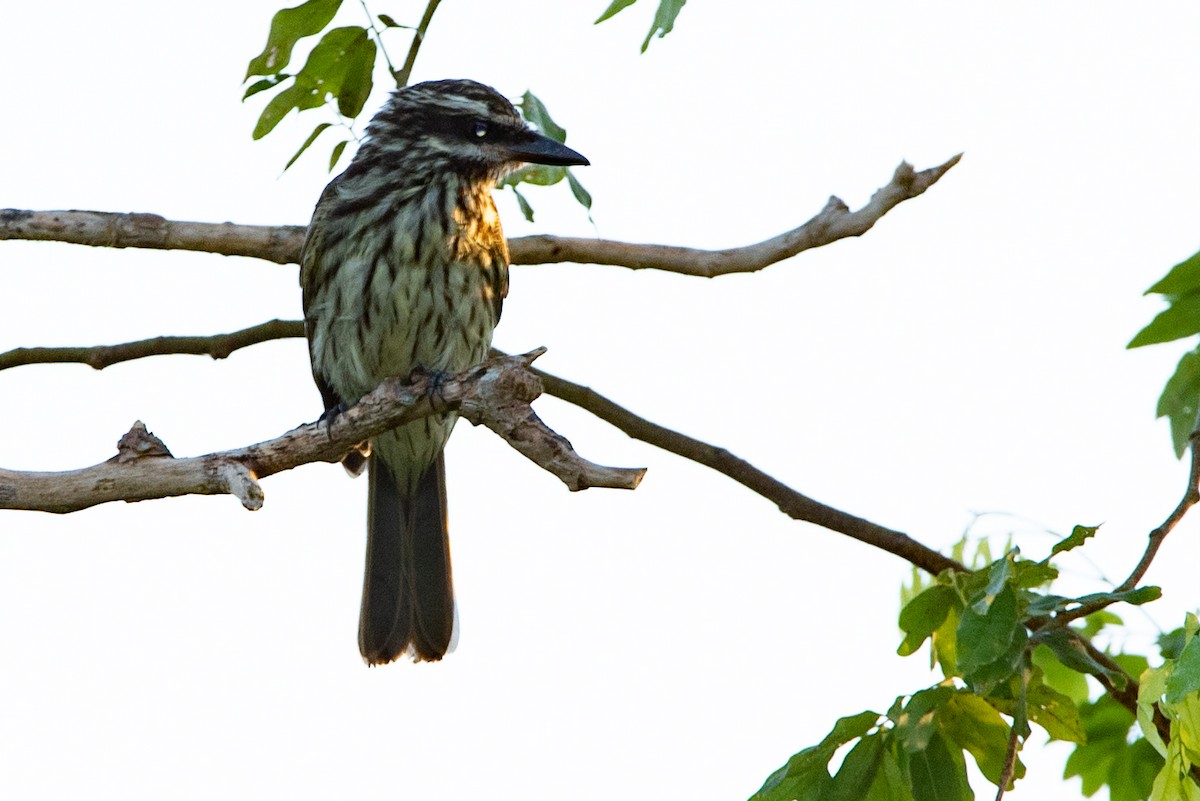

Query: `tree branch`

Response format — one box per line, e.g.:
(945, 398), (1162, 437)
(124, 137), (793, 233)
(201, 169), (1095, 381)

(1045, 421), (1200, 629)
(0, 320), (963, 574)
(0, 208), (306, 264)
(393, 0), (441, 87)
(0, 351), (644, 514)
(513, 155), (962, 276)
(1117, 425), (1200, 592)
(514, 351), (965, 576)
(0, 319), (305, 371)
(0, 155), (960, 274)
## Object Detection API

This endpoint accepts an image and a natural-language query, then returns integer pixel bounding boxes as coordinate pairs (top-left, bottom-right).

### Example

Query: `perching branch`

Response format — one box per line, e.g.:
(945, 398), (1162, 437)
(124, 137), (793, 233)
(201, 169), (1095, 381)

(0, 155), (960, 275)
(0, 320), (962, 574)
(0, 351), (644, 514)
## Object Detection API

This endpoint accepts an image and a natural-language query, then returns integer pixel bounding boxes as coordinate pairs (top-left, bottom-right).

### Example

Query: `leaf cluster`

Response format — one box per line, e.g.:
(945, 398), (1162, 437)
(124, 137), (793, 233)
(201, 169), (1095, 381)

(594, 0), (687, 53)
(244, 0), (372, 171)
(243, 1), (615, 215)
(1130, 250), (1200, 456)
(751, 526), (1181, 801)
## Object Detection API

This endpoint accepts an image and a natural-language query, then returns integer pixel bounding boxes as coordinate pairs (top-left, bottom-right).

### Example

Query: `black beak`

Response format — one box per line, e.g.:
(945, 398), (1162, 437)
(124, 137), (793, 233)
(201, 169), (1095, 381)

(506, 130), (589, 167)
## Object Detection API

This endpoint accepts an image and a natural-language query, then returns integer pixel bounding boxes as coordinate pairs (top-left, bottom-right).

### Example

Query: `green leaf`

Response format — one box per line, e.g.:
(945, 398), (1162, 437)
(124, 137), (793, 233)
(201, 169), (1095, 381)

(824, 734), (885, 801)
(332, 31), (375, 117)
(963, 628), (1028, 697)
(894, 687), (955, 753)
(937, 692), (1022, 787)
(377, 13), (407, 28)
(640, 0), (687, 52)
(1032, 643), (1089, 704)
(1156, 346), (1200, 458)
(595, 0), (638, 24)
(1033, 629), (1128, 689)
(1166, 632), (1200, 704)
(519, 91), (567, 142)
(1077, 610), (1124, 640)
(1161, 628), (1189, 661)
(501, 163), (568, 188)
(957, 585), (1021, 677)
(328, 139), (349, 171)
(1025, 593), (1072, 617)
(1139, 664), (1172, 758)
(1129, 292), (1200, 348)
(1148, 739), (1199, 801)
(1172, 693), (1200, 768)
(1024, 681), (1086, 743)
(253, 83), (325, 139)
(865, 749), (917, 801)
(1065, 695), (1163, 801)
(903, 730), (975, 801)
(1147, 249), (1200, 297)
(1114, 652), (1152, 682)
(1050, 524), (1100, 557)
(284, 122), (332, 170)
(294, 26), (376, 119)
(510, 187), (534, 222)
(975, 551), (1014, 612)
(750, 711), (880, 801)
(1010, 559), (1058, 589)
(1027, 587), (1161, 617)
(243, 74), (289, 101)
(567, 170), (593, 210)
(1069, 586), (1162, 609)
(898, 586), (958, 657)
(933, 605), (960, 678)
(246, 0), (343, 78)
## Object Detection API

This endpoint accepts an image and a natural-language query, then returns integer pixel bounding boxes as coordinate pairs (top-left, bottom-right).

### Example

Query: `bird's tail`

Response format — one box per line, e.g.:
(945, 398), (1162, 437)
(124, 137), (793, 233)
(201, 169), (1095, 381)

(359, 451), (455, 664)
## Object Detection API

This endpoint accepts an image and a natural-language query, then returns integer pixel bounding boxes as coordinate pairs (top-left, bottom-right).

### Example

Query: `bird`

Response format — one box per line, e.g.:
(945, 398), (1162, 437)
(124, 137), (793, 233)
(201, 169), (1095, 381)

(300, 79), (588, 665)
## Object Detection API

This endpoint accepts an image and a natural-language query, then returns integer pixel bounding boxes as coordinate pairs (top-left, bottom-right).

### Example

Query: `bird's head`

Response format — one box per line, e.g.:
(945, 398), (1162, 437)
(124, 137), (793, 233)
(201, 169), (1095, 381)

(359, 79), (589, 182)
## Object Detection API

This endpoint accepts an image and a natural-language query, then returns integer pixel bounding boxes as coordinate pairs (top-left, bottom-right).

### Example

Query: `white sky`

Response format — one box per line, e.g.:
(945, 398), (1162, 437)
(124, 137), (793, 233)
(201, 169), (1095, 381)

(3, 1), (1200, 799)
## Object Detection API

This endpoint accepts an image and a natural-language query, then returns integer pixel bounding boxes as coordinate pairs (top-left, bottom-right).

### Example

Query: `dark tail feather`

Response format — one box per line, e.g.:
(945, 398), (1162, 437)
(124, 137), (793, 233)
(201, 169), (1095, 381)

(359, 451), (454, 664)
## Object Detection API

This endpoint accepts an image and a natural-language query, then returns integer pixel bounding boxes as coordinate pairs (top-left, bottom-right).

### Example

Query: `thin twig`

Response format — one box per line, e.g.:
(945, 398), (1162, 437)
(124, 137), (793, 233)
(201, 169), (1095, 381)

(0, 156), (961, 273)
(513, 351), (965, 576)
(0, 319), (305, 371)
(1050, 426), (1200, 627)
(393, 0), (441, 87)
(994, 725), (1019, 801)
(1118, 427), (1200, 591)
(357, 0), (399, 80)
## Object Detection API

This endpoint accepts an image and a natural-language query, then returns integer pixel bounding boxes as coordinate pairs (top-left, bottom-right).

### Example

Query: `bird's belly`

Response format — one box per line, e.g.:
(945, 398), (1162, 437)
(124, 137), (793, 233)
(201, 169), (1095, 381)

(372, 260), (496, 380)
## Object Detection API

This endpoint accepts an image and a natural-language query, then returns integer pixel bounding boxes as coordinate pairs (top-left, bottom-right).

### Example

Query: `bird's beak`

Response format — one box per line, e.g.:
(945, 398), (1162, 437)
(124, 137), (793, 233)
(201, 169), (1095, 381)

(506, 131), (590, 167)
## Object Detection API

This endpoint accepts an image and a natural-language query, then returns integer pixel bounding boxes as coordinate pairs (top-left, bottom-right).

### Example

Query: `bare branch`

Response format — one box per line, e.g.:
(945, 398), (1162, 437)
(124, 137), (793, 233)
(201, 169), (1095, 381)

(0, 352), (644, 514)
(0, 155), (960, 274)
(1046, 420), (1200, 628)
(393, 0), (442, 87)
(1118, 425), (1200, 591)
(511, 350), (965, 576)
(514, 155), (963, 276)
(0, 319), (305, 371)
(0, 315), (962, 574)
(0, 208), (305, 264)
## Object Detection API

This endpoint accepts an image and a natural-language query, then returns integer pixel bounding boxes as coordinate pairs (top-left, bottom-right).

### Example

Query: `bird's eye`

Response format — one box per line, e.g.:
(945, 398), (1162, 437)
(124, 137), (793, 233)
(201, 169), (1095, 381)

(473, 121), (488, 139)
